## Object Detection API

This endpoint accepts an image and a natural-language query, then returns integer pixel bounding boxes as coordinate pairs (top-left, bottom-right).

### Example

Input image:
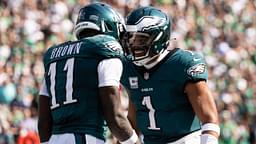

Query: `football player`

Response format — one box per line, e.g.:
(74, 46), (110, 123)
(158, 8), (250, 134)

(121, 6), (220, 144)
(38, 3), (139, 144)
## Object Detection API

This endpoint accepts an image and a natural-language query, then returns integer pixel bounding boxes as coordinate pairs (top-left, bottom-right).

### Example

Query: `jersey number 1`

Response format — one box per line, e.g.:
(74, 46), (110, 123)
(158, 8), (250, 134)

(142, 96), (160, 130)
(48, 58), (77, 109)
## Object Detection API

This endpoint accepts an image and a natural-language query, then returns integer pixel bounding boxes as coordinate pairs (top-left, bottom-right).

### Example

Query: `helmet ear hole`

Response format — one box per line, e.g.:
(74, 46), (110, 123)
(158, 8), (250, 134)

(79, 29), (102, 39)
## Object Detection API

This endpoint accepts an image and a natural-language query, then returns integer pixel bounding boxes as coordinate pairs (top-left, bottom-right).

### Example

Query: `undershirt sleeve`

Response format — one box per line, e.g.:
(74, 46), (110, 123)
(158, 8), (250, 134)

(39, 78), (50, 97)
(98, 58), (123, 87)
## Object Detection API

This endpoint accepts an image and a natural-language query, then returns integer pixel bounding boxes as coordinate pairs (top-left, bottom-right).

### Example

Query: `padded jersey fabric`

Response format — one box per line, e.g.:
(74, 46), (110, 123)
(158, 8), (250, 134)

(42, 34), (124, 141)
(121, 48), (207, 143)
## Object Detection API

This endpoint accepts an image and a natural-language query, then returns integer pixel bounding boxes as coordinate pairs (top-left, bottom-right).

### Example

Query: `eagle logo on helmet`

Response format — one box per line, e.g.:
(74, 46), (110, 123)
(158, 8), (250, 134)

(126, 16), (166, 32)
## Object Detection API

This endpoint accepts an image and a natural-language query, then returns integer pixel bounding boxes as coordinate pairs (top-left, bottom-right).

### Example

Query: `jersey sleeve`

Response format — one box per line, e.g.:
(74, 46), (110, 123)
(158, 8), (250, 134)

(184, 51), (208, 82)
(97, 58), (123, 87)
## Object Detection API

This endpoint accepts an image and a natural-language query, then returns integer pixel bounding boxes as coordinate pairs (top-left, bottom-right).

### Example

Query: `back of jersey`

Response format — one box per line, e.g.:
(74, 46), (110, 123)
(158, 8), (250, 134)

(42, 35), (123, 140)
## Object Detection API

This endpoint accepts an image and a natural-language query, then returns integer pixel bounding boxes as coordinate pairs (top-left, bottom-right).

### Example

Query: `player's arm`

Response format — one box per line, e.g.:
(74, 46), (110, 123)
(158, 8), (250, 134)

(98, 58), (139, 144)
(127, 100), (140, 135)
(184, 52), (220, 144)
(185, 81), (219, 143)
(38, 79), (52, 143)
(120, 85), (140, 135)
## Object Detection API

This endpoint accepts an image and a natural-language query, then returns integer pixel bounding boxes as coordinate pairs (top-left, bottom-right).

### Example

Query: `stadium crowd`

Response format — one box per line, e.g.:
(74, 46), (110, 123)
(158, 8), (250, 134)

(0, 0), (255, 143)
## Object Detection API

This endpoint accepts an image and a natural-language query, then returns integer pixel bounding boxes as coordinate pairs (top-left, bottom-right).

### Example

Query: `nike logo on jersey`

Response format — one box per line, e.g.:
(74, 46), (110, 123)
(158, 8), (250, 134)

(193, 58), (201, 61)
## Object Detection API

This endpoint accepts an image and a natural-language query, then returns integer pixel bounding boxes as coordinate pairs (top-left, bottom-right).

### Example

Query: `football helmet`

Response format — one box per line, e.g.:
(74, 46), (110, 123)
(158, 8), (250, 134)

(74, 3), (125, 41)
(125, 6), (171, 65)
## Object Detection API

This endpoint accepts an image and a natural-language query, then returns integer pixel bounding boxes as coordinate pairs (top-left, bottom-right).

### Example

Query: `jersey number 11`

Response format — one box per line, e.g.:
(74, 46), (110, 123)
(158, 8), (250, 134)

(48, 58), (78, 109)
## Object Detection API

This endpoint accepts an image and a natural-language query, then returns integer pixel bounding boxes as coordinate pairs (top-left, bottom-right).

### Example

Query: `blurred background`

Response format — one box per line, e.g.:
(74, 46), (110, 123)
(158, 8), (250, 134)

(0, 0), (255, 143)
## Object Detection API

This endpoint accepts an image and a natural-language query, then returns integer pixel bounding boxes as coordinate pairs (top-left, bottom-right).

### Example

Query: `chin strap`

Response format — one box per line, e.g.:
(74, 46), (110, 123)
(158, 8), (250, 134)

(133, 50), (169, 69)
(133, 56), (155, 67)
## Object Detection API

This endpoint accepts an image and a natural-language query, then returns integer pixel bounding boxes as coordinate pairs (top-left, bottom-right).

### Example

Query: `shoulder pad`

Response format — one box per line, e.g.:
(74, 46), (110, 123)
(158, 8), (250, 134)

(84, 35), (124, 59)
(179, 49), (208, 80)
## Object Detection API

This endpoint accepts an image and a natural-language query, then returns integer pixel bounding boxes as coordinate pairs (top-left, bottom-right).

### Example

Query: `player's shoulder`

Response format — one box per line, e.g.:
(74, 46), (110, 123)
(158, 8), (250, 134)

(174, 49), (205, 65)
(86, 34), (121, 49)
(87, 34), (116, 42)
(43, 35), (124, 62)
(43, 40), (74, 60)
(175, 49), (207, 78)
(177, 49), (204, 60)
(85, 34), (124, 58)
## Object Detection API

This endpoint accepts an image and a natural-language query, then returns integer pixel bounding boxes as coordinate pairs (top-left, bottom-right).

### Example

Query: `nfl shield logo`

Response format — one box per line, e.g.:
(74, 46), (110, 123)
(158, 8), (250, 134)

(144, 72), (149, 80)
(129, 77), (138, 89)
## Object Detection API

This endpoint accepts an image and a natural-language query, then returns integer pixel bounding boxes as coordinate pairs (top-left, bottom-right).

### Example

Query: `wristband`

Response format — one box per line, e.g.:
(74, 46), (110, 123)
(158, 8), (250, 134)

(201, 133), (218, 144)
(202, 123), (220, 136)
(120, 130), (138, 144)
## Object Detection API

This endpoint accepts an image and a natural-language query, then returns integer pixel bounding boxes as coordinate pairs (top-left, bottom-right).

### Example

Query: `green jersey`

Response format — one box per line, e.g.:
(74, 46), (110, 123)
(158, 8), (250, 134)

(42, 35), (123, 140)
(121, 48), (208, 143)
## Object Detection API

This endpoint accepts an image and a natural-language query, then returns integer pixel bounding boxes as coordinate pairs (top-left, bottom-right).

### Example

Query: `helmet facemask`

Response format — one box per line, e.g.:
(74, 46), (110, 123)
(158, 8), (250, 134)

(124, 7), (171, 66)
(127, 32), (161, 61)
(125, 20), (169, 66)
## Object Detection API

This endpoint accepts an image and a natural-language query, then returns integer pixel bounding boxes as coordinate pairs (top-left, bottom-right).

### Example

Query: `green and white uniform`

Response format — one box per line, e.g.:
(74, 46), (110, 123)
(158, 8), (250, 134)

(121, 48), (208, 144)
(39, 35), (123, 142)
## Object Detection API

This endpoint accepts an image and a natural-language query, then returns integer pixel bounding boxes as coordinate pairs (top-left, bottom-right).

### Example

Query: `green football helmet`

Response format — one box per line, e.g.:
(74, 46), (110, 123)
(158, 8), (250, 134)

(74, 3), (125, 41)
(125, 6), (171, 64)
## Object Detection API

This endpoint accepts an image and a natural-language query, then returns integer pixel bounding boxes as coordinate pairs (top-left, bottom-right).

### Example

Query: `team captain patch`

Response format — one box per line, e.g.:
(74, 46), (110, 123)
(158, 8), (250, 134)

(187, 63), (206, 76)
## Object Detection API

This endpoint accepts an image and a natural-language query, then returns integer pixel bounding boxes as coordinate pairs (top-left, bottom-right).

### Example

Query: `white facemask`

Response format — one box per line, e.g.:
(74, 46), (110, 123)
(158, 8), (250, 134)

(133, 50), (169, 69)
